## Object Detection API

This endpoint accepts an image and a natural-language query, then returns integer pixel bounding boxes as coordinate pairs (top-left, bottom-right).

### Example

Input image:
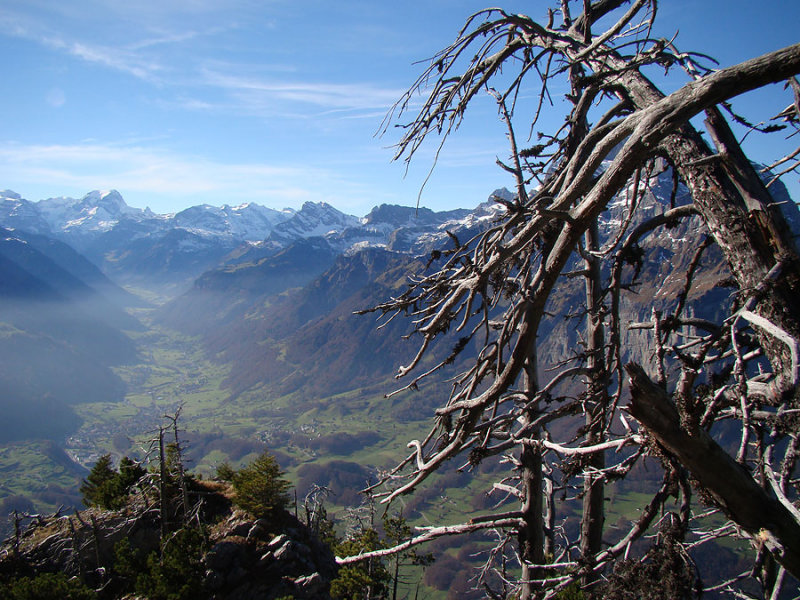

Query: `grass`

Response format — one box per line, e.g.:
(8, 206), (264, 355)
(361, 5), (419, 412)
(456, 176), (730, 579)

(0, 309), (756, 599)
(0, 441), (85, 524)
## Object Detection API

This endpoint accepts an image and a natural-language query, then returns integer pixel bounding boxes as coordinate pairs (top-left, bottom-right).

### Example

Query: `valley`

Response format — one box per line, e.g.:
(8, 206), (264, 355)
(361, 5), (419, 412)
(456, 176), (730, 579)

(0, 180), (795, 597)
(0, 188), (568, 597)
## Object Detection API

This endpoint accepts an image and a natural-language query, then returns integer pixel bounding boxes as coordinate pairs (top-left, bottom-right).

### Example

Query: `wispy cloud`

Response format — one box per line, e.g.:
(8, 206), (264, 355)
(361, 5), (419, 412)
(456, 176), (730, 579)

(0, 6), (404, 120)
(0, 8), (168, 82)
(0, 142), (389, 211)
(65, 40), (166, 81)
(127, 29), (203, 51)
(198, 67), (405, 117)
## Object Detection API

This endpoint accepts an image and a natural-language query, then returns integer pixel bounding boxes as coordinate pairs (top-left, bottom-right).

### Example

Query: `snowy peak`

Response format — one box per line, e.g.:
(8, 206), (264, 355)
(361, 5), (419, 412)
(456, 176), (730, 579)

(36, 189), (146, 233)
(0, 191), (52, 234)
(362, 204), (429, 228)
(173, 202), (293, 241)
(0, 189), (297, 243)
(83, 190), (133, 216)
(268, 201), (359, 243)
(362, 204), (471, 229)
(0, 188), (511, 274)
(324, 203), (475, 254)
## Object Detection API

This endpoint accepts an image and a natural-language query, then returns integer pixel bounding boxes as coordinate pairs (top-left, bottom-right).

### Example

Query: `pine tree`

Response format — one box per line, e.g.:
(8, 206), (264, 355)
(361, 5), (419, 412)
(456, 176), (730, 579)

(117, 456), (146, 492)
(80, 454), (145, 510)
(231, 451), (291, 518)
(331, 528), (391, 600)
(79, 454), (118, 509)
(3, 572), (94, 600)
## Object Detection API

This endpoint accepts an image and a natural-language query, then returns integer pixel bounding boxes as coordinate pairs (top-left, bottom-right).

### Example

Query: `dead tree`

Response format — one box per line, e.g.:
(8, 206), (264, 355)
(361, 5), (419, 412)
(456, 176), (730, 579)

(164, 404), (191, 524)
(143, 405), (196, 542)
(352, 1), (800, 598)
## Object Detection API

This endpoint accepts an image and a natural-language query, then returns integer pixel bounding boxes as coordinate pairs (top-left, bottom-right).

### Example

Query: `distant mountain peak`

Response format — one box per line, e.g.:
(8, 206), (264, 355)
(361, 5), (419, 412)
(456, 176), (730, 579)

(267, 202), (359, 244)
(362, 204), (431, 226)
(0, 187), (505, 290)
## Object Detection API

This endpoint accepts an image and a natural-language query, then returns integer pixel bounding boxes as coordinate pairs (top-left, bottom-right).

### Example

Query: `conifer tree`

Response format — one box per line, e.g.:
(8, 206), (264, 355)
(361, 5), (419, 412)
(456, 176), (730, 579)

(80, 454), (145, 510)
(232, 451), (291, 518)
(79, 454), (118, 509)
(331, 528), (391, 600)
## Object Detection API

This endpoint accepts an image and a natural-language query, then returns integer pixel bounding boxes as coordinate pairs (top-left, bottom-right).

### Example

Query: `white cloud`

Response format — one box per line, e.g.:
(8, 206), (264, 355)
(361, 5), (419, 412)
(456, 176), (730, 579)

(64, 40), (164, 81)
(127, 29), (202, 51)
(0, 11), (168, 83)
(0, 141), (390, 212)
(0, 7), (404, 120)
(197, 67), (406, 118)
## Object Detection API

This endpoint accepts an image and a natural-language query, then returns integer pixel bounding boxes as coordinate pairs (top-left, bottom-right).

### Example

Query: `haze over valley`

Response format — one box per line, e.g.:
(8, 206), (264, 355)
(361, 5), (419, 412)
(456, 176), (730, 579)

(2, 171), (796, 528)
(0, 187), (494, 517)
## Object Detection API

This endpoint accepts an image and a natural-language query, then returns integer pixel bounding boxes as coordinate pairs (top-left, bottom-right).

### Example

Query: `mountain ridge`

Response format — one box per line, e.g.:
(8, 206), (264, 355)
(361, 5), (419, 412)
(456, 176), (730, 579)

(0, 189), (486, 293)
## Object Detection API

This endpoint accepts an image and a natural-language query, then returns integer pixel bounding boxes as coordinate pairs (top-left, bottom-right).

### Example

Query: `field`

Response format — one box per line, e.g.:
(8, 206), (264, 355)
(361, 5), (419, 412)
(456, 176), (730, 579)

(0, 310), (754, 598)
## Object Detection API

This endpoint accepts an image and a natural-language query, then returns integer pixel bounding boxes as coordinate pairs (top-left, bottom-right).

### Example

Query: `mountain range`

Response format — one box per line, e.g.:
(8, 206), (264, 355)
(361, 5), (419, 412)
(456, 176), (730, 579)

(0, 188), (501, 443)
(0, 189), (479, 293)
(0, 175), (798, 479)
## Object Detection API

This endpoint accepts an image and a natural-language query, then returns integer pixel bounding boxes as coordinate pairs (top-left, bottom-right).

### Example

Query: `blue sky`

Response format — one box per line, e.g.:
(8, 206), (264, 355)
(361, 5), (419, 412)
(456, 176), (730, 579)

(0, 0), (798, 216)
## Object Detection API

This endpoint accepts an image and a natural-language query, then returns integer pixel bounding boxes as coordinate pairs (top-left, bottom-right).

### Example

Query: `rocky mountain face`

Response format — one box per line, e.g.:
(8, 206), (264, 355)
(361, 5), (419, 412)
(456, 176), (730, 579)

(154, 172), (800, 410)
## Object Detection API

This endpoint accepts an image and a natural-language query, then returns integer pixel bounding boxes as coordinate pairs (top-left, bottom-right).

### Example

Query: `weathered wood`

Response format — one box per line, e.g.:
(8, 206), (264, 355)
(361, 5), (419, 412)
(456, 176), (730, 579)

(580, 221), (606, 588)
(365, 4), (800, 595)
(520, 356), (545, 600)
(626, 362), (800, 579)
(612, 54), (800, 397)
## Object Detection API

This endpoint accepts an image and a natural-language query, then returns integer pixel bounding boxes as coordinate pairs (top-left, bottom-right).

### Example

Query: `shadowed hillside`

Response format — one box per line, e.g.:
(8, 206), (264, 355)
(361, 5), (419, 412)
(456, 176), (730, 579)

(0, 230), (140, 442)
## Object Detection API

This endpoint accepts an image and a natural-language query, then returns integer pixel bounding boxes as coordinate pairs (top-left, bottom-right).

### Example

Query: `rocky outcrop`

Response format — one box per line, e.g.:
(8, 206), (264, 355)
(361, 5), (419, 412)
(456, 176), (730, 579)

(0, 482), (337, 600)
(202, 509), (337, 600)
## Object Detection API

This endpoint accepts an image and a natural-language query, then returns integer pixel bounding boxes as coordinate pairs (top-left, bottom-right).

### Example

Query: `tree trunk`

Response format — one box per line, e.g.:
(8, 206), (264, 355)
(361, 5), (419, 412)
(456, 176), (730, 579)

(158, 427), (168, 542)
(663, 127), (800, 396)
(520, 357), (545, 600)
(170, 415), (190, 524)
(520, 442), (544, 600)
(625, 362), (800, 579)
(613, 61), (800, 396)
(579, 223), (606, 588)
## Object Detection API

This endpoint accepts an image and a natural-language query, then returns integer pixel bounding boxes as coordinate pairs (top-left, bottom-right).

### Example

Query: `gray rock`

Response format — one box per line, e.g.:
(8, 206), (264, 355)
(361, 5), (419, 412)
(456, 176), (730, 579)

(247, 519), (268, 541)
(273, 539), (314, 573)
(267, 534), (289, 550)
(295, 572), (325, 596)
(205, 540), (242, 571)
(257, 550), (274, 568)
(273, 540), (294, 562)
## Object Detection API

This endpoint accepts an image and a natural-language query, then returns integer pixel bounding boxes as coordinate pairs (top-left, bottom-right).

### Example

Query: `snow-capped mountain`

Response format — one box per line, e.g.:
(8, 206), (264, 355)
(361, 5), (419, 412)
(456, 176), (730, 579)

(265, 201), (360, 246)
(172, 202), (293, 241)
(0, 189), (496, 256)
(0, 188), (499, 292)
(334, 204), (473, 254)
(38, 190), (148, 234)
(1, 190), (297, 243)
(0, 190), (53, 234)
